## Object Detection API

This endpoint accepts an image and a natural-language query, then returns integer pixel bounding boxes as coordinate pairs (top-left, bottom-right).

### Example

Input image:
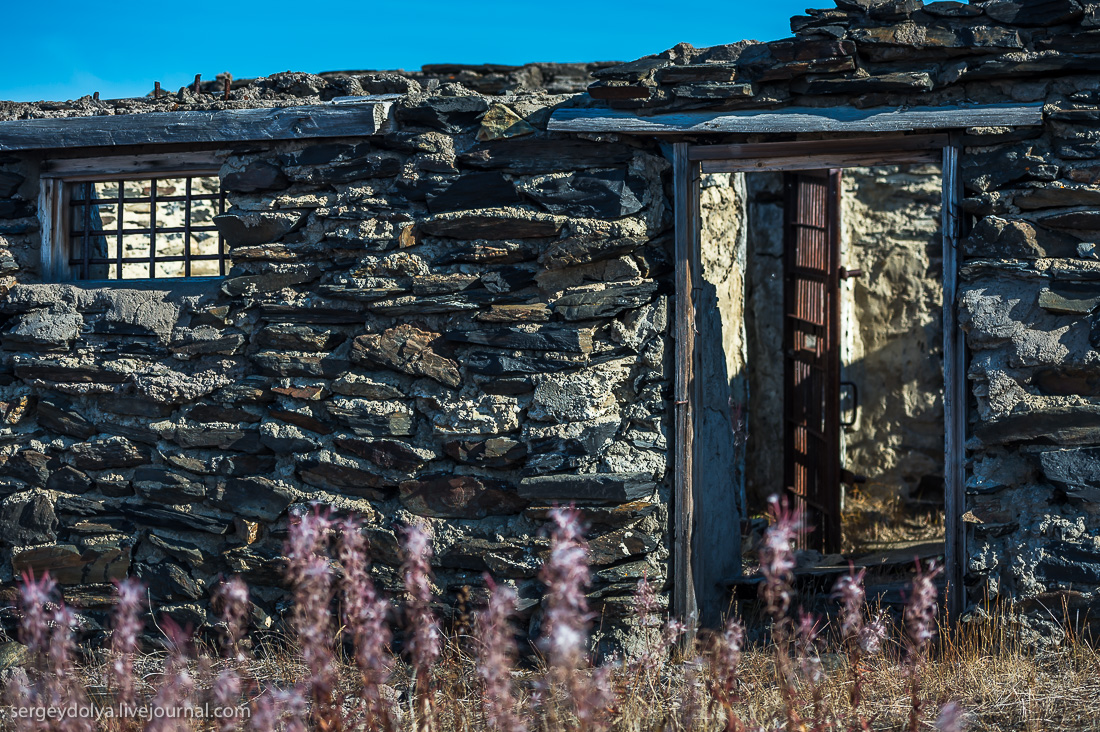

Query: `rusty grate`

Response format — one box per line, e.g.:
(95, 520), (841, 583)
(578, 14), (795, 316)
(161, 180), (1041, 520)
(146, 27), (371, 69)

(68, 175), (227, 280)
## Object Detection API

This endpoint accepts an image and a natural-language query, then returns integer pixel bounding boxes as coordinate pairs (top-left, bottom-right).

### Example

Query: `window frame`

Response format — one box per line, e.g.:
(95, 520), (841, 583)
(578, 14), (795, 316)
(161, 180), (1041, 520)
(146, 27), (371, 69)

(38, 151), (227, 284)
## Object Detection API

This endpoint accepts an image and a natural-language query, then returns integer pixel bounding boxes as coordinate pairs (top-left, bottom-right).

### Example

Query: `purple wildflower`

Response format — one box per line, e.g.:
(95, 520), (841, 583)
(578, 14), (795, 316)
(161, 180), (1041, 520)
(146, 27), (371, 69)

(475, 577), (524, 732)
(284, 507), (340, 729)
(538, 506), (592, 671)
(110, 578), (146, 712)
(760, 495), (801, 624)
(936, 701), (966, 732)
(338, 517), (396, 732)
(214, 576), (250, 661)
(905, 560), (943, 663)
(904, 560), (944, 732)
(147, 621), (196, 732)
(401, 522), (440, 729)
(709, 618), (746, 732)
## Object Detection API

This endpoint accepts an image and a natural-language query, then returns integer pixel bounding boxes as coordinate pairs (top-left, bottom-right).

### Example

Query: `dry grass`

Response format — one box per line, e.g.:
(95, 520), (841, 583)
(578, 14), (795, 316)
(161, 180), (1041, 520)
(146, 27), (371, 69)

(841, 486), (944, 556)
(49, 612), (1100, 732)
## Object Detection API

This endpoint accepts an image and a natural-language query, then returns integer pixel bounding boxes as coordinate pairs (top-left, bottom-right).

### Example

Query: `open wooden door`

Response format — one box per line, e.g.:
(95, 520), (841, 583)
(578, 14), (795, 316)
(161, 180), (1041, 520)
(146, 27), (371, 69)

(783, 169), (843, 554)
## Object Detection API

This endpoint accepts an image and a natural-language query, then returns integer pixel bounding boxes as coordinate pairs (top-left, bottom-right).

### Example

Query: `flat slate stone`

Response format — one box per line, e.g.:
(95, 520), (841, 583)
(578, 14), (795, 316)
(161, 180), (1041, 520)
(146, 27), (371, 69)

(12, 543), (130, 585)
(399, 475), (528, 519)
(334, 437), (428, 471)
(213, 210), (303, 247)
(296, 458), (391, 500)
(983, 0), (1083, 26)
(46, 465), (93, 494)
(0, 493), (57, 546)
(0, 171), (24, 198)
(133, 467), (206, 503)
(444, 436), (527, 467)
(552, 282), (659, 321)
(211, 476), (294, 521)
(351, 324), (462, 387)
(1039, 447), (1100, 490)
(419, 211), (562, 240)
(71, 437), (150, 471)
(445, 325), (593, 353)
(1035, 541), (1100, 586)
(426, 172), (521, 214)
(975, 406), (1100, 446)
(118, 501), (232, 534)
(517, 472), (656, 504)
(256, 324), (345, 352)
(36, 398), (95, 439)
(395, 96), (489, 133)
(222, 160), (289, 192)
(14, 360), (129, 384)
(458, 138), (635, 174)
(463, 350), (588, 376)
(521, 169), (644, 219)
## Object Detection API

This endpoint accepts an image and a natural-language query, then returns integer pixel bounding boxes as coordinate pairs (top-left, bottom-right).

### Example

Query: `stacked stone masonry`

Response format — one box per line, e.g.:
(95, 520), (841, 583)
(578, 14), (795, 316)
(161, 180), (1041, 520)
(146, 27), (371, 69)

(0, 0), (1099, 643)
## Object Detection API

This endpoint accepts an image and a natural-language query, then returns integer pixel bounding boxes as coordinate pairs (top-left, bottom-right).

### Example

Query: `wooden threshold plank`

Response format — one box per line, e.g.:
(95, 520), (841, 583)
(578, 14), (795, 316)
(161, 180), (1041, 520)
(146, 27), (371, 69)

(548, 103), (1043, 135)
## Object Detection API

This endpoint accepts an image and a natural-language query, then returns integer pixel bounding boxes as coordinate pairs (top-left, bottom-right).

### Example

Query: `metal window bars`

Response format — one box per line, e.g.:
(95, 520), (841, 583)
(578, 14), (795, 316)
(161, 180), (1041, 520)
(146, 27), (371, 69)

(68, 175), (227, 280)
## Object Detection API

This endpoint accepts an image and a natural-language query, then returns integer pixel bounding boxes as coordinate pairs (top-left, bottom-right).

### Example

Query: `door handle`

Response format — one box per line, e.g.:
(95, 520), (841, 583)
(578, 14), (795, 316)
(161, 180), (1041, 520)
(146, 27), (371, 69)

(840, 381), (859, 426)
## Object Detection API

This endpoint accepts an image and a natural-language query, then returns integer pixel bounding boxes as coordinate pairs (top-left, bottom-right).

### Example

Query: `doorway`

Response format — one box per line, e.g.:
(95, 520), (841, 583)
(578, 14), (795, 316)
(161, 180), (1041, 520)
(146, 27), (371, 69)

(675, 137), (965, 625)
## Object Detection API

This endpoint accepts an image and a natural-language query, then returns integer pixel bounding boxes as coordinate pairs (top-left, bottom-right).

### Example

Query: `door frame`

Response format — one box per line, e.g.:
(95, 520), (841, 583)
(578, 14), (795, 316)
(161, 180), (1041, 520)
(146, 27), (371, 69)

(672, 133), (966, 621)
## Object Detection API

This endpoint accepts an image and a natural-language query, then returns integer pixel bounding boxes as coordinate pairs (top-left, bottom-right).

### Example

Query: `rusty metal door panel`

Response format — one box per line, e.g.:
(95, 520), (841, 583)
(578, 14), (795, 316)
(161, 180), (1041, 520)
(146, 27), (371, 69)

(783, 169), (842, 553)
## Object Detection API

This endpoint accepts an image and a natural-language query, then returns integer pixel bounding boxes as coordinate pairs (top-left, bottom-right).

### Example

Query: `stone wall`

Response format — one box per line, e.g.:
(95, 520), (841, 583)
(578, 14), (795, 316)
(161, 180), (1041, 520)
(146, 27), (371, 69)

(5, 0), (1100, 639)
(0, 92), (674, 648)
(592, 0), (1100, 629)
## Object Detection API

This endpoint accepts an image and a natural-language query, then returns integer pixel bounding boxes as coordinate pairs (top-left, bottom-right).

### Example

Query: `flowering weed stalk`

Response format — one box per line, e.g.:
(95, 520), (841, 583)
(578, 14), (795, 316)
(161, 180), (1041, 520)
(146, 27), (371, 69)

(285, 508), (341, 731)
(832, 566), (885, 730)
(904, 560), (944, 732)
(760, 494), (804, 731)
(401, 523), (440, 732)
(475, 577), (524, 732)
(337, 517), (397, 732)
(706, 618), (746, 732)
(538, 506), (611, 732)
(109, 578), (146, 719)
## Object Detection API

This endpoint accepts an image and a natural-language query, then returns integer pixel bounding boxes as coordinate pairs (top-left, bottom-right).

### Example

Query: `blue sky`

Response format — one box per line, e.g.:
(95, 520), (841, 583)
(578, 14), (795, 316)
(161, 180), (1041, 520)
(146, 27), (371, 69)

(2, 0), (812, 102)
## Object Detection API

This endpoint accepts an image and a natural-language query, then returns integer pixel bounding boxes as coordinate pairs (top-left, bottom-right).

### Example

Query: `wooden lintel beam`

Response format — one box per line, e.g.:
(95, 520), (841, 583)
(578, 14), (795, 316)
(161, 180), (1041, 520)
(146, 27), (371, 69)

(689, 133), (949, 161)
(548, 103), (1044, 135)
(0, 102), (392, 152)
(700, 149), (941, 173)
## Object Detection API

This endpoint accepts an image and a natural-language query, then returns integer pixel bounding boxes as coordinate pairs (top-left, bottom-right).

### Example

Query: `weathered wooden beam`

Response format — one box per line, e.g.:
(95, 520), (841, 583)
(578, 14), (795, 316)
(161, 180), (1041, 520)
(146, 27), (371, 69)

(690, 133), (949, 161)
(700, 149), (940, 173)
(0, 102), (391, 151)
(548, 103), (1044, 134)
(942, 140), (966, 620)
(672, 142), (699, 625)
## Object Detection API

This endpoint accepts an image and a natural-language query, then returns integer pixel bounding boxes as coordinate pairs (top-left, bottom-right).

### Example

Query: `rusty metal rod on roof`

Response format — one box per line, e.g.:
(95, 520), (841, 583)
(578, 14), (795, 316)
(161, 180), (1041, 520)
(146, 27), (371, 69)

(154, 81), (162, 99)
(193, 74), (202, 94)
(224, 74), (232, 102)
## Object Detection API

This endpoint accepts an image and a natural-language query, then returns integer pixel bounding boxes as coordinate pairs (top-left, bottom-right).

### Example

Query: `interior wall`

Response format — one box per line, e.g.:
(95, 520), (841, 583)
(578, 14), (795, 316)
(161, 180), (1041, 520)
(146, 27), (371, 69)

(839, 165), (944, 505)
(696, 172), (747, 623)
(741, 167), (944, 521)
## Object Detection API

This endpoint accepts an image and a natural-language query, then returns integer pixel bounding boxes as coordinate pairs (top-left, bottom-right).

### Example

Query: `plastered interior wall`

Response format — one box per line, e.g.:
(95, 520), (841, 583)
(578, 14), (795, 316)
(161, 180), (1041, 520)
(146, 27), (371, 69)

(839, 165), (945, 504)
(703, 168), (944, 525)
(696, 172), (747, 623)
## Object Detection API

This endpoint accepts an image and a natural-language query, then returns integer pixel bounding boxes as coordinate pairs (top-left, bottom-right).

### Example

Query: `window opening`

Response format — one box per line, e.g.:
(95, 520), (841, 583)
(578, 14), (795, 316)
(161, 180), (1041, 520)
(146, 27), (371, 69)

(67, 175), (227, 280)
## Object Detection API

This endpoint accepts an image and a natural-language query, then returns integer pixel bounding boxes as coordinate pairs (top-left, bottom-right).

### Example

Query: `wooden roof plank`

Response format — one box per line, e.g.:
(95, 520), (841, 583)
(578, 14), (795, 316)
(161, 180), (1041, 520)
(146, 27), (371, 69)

(547, 103), (1045, 134)
(0, 102), (391, 151)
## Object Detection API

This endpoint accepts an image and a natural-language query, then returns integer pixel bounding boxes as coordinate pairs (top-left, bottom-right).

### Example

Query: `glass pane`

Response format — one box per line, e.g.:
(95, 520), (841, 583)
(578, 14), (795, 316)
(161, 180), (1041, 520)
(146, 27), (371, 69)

(95, 181), (119, 200)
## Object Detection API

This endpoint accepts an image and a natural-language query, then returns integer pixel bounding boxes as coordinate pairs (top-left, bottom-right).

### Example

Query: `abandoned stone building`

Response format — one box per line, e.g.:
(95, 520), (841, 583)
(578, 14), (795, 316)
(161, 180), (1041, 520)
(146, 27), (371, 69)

(0, 0), (1097, 646)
